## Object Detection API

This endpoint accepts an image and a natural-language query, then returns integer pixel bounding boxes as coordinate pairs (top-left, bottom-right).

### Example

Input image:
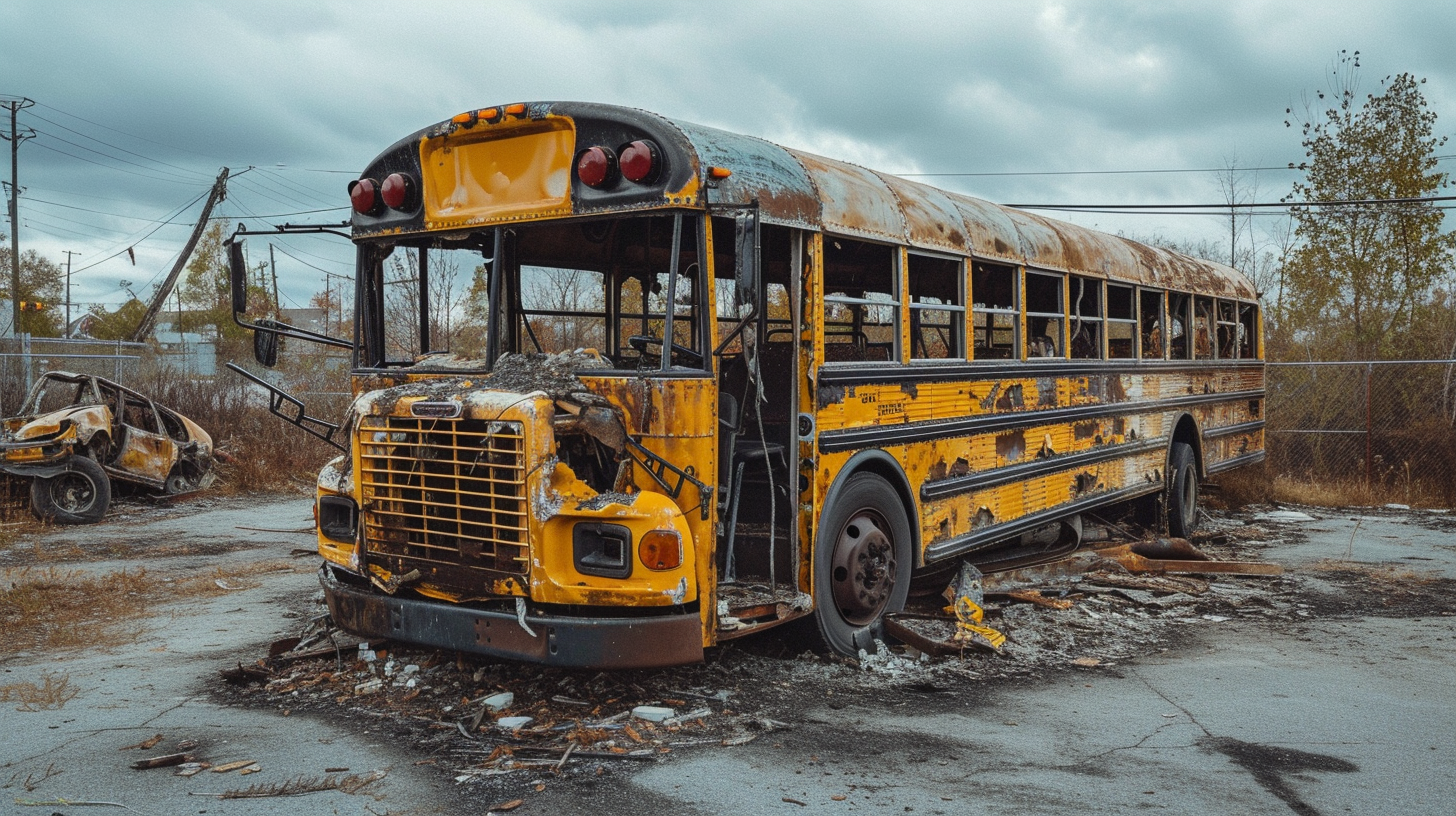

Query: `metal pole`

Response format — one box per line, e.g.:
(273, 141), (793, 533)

(5, 98), (36, 339)
(21, 331), (31, 394)
(1364, 362), (1373, 486)
(63, 249), (78, 338)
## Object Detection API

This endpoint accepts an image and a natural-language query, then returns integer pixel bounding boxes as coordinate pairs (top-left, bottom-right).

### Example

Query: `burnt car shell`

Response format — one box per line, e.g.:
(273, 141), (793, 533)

(1, 372), (216, 513)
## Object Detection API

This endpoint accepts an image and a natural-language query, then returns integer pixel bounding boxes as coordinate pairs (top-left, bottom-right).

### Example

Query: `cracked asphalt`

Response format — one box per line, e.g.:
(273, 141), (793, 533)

(1, 496), (1452, 815)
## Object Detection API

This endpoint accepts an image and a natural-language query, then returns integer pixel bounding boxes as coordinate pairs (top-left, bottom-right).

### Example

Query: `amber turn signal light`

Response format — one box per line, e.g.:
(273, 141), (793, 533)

(639, 530), (682, 571)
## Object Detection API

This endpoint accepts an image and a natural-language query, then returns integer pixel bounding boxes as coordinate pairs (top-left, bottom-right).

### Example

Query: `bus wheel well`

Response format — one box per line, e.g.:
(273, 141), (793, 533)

(837, 452), (920, 566)
(1170, 414), (1203, 477)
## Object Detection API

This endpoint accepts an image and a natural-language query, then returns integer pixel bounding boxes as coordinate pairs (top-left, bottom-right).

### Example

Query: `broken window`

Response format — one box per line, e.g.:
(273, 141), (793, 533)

(1168, 292), (1191, 360)
(822, 237), (899, 363)
(1193, 296), (1214, 360)
(971, 262), (1018, 360)
(516, 266), (607, 354)
(1238, 303), (1258, 359)
(1068, 276), (1102, 359)
(908, 253), (965, 361)
(1140, 289), (1164, 359)
(1024, 271), (1064, 359)
(1106, 284), (1136, 359)
(1215, 299), (1240, 359)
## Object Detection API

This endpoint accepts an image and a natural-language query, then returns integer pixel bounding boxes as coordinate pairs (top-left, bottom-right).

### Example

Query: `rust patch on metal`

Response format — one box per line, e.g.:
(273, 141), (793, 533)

(927, 459), (948, 481)
(995, 384), (1024, 411)
(1036, 378), (1058, 407)
(1073, 421), (1099, 441)
(818, 383), (846, 408)
(950, 457), (970, 477)
(901, 382), (919, 399)
(995, 431), (1025, 462)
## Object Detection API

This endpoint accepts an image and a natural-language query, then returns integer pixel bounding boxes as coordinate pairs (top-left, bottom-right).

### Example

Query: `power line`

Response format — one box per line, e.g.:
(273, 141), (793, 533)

(26, 195), (197, 224)
(1011, 193), (1456, 211)
(899, 154), (1456, 178)
(22, 110), (213, 179)
(34, 101), (227, 164)
(70, 187), (211, 274)
(29, 140), (211, 186)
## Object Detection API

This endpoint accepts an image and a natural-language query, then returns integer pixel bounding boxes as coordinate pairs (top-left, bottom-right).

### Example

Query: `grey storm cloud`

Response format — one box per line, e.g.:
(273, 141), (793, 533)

(3, 0), (1455, 310)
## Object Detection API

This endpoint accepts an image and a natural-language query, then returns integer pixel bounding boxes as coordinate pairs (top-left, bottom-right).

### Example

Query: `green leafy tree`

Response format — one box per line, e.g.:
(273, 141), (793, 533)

(1281, 52), (1456, 360)
(87, 298), (149, 340)
(178, 220), (274, 358)
(0, 232), (64, 336)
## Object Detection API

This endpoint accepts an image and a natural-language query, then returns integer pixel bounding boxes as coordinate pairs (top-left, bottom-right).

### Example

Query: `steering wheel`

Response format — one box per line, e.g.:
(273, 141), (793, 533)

(628, 335), (703, 368)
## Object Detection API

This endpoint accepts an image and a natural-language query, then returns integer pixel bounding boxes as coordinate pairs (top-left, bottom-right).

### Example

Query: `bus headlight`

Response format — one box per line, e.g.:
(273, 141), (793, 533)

(573, 522), (632, 578)
(318, 495), (358, 542)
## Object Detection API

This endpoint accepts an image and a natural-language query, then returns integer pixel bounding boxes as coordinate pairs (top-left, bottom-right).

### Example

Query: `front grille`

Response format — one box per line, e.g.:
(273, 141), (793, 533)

(357, 416), (528, 595)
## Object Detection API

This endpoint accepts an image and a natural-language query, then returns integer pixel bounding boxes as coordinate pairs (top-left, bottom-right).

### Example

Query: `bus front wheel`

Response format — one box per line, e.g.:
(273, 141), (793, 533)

(814, 472), (911, 657)
(1167, 442), (1198, 538)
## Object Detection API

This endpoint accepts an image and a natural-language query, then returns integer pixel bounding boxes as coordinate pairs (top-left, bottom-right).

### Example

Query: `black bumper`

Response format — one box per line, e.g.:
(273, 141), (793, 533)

(320, 565), (704, 669)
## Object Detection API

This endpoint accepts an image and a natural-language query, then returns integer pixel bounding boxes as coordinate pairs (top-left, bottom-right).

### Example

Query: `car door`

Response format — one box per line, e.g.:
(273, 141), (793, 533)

(114, 392), (176, 485)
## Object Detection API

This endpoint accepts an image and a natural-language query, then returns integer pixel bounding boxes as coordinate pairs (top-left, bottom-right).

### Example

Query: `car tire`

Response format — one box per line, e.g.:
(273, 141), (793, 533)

(1167, 442), (1198, 538)
(812, 471), (912, 657)
(31, 455), (112, 525)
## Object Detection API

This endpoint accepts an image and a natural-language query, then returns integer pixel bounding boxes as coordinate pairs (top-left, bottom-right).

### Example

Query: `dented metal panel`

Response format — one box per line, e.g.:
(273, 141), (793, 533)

(788, 150), (906, 243)
(671, 120), (821, 229)
(948, 197), (1025, 264)
(875, 173), (969, 253)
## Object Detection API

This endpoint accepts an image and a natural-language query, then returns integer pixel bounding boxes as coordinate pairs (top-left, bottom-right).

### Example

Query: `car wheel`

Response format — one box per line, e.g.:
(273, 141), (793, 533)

(813, 472), (912, 657)
(1167, 442), (1198, 538)
(31, 455), (112, 525)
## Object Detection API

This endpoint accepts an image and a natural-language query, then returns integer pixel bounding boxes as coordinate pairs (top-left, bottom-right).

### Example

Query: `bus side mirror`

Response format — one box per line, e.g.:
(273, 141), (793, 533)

(254, 319), (280, 368)
(228, 239), (248, 315)
(734, 211), (760, 313)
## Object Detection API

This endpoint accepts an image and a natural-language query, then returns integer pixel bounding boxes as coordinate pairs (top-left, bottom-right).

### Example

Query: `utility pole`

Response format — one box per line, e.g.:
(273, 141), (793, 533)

(3, 96), (35, 338)
(131, 167), (229, 341)
(62, 249), (79, 338)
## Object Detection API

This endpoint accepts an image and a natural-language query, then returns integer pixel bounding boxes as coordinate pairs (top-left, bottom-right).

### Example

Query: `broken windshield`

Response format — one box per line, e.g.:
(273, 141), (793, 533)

(366, 213), (706, 372)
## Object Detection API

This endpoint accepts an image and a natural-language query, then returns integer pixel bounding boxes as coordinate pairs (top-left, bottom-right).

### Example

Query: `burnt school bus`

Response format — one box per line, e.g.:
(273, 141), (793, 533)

(228, 101), (1263, 668)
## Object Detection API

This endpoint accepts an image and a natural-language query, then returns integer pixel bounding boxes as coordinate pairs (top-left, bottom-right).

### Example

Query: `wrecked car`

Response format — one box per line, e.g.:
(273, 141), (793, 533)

(0, 371), (216, 523)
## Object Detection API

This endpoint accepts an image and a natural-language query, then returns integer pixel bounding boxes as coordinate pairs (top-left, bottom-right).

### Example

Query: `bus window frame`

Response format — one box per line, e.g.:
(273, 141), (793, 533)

(1138, 287), (1165, 360)
(1168, 291), (1192, 360)
(1068, 275), (1103, 360)
(1106, 282), (1137, 360)
(821, 234), (902, 366)
(970, 260), (1019, 361)
(906, 250), (967, 363)
(1024, 269), (1066, 360)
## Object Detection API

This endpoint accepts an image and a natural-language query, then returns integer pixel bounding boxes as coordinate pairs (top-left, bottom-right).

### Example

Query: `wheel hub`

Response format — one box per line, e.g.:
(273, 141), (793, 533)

(830, 511), (898, 626)
(52, 473), (96, 512)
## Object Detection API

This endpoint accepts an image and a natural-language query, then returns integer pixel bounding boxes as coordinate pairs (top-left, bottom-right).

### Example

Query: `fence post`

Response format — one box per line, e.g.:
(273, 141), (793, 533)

(1364, 362), (1373, 486)
(115, 339), (123, 383)
(21, 332), (31, 395)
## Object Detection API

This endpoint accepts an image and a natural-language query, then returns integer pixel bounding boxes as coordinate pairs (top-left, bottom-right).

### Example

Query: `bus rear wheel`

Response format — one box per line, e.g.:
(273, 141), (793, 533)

(1167, 442), (1198, 538)
(814, 472), (911, 657)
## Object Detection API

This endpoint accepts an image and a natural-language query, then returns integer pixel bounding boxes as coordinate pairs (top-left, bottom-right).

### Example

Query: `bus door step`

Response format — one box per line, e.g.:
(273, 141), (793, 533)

(715, 585), (812, 640)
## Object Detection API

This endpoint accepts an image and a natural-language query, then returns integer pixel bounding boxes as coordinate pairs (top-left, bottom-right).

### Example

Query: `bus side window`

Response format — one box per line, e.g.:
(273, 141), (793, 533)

(1168, 293), (1191, 360)
(822, 237), (899, 363)
(1193, 296), (1214, 360)
(1069, 276), (1102, 359)
(972, 262), (1017, 359)
(1025, 271), (1064, 359)
(908, 253), (965, 360)
(1238, 303), (1258, 359)
(1107, 284), (1136, 359)
(1215, 299), (1240, 359)
(1139, 289), (1164, 359)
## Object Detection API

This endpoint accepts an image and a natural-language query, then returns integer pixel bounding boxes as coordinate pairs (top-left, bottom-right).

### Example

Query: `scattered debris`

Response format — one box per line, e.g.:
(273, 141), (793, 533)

(130, 752), (194, 770)
(119, 734), (164, 751)
(631, 706), (675, 723)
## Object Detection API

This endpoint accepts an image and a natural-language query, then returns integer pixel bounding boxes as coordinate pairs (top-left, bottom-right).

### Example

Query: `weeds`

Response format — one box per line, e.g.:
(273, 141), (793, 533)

(0, 671), (79, 711)
(0, 561), (299, 657)
(1214, 463), (1447, 510)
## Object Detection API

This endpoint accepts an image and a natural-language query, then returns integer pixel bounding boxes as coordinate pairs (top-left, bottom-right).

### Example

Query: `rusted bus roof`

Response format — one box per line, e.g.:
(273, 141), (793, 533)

(662, 113), (1254, 299)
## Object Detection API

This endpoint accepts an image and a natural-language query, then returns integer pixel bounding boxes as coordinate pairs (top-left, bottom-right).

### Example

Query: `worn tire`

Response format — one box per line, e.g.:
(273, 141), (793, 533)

(1167, 442), (1198, 538)
(813, 472), (912, 657)
(30, 456), (111, 525)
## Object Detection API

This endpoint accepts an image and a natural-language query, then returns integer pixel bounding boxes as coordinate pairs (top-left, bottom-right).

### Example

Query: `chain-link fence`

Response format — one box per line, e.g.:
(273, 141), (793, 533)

(0, 336), (150, 415)
(1265, 360), (1456, 502)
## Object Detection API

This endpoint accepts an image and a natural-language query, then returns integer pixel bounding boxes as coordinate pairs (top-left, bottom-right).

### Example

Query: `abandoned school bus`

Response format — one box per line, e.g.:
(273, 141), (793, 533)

(228, 102), (1264, 667)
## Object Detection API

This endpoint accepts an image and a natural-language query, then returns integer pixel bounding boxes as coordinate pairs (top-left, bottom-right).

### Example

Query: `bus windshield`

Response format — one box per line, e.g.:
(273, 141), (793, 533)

(367, 213), (705, 371)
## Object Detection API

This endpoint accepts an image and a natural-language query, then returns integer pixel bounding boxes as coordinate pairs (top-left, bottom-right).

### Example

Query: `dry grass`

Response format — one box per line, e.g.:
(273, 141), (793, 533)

(1213, 463), (1449, 510)
(1306, 558), (1444, 590)
(0, 561), (302, 657)
(0, 671), (79, 711)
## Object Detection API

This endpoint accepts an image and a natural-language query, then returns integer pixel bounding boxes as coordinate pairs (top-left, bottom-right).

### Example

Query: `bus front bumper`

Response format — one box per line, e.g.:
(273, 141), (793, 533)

(320, 565), (703, 669)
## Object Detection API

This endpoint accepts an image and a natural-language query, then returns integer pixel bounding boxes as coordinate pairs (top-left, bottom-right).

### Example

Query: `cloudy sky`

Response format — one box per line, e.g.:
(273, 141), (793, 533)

(3, 0), (1454, 315)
